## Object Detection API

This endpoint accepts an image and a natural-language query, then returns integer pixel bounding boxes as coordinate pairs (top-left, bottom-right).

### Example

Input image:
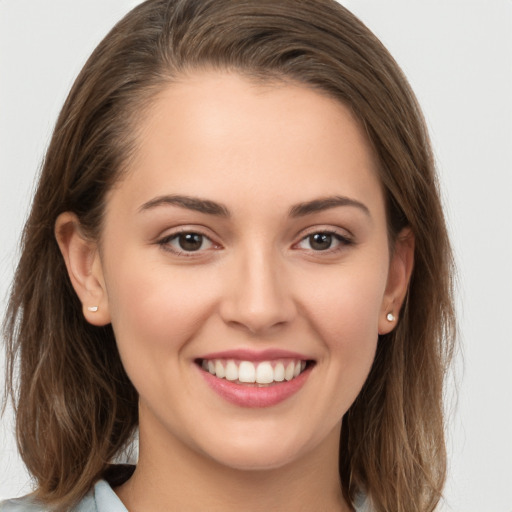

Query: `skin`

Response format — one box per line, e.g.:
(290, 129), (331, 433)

(56, 71), (414, 512)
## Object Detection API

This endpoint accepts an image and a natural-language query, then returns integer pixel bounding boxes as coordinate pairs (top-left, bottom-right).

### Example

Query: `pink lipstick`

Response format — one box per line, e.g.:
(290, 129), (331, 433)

(195, 349), (313, 408)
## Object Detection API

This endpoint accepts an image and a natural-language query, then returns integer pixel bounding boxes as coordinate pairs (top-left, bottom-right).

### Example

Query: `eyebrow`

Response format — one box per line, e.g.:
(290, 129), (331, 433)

(138, 194), (370, 218)
(139, 195), (230, 217)
(289, 196), (371, 218)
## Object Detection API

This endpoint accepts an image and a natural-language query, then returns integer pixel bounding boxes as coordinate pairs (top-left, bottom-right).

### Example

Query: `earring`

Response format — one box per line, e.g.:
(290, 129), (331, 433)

(87, 306), (99, 312)
(386, 312), (395, 322)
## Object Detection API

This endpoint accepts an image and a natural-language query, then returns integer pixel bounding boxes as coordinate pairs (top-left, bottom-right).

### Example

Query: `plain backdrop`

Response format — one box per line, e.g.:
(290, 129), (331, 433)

(1, 1), (511, 511)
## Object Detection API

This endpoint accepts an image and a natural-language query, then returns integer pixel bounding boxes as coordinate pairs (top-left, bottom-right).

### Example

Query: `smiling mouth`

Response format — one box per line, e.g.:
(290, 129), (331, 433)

(196, 358), (314, 387)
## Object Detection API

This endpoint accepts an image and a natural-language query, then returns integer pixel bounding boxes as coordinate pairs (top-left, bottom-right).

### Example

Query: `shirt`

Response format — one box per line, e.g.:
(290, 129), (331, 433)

(1, 474), (370, 511)
(0, 480), (126, 512)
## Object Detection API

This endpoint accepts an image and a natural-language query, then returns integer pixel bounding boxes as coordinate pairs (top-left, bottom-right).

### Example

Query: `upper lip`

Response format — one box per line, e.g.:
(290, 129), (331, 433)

(197, 349), (312, 362)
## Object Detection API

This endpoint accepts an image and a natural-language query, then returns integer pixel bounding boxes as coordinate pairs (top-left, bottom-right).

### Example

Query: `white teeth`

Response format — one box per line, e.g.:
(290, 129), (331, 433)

(255, 361), (274, 384)
(284, 362), (295, 381)
(202, 358), (308, 384)
(239, 361), (256, 383)
(225, 360), (238, 381)
(274, 362), (285, 382)
(215, 360), (226, 378)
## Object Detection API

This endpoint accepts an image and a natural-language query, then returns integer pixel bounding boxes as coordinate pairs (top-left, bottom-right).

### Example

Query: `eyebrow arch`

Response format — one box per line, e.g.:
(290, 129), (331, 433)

(139, 194), (230, 217)
(289, 196), (371, 218)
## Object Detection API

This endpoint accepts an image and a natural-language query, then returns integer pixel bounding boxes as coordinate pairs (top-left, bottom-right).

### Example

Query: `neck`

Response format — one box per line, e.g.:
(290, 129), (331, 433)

(115, 414), (350, 512)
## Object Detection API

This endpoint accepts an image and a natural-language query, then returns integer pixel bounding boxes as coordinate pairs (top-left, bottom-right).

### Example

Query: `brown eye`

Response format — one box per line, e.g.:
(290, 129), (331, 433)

(159, 231), (215, 254)
(178, 233), (204, 251)
(308, 233), (333, 251)
(295, 231), (352, 253)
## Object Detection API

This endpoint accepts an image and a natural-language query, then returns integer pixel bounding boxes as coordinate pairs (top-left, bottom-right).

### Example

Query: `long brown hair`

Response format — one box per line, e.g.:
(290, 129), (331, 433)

(3, 1), (456, 510)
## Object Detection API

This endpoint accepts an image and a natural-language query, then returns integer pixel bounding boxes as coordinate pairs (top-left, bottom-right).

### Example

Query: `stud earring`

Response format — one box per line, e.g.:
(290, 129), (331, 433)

(386, 313), (395, 322)
(87, 306), (99, 312)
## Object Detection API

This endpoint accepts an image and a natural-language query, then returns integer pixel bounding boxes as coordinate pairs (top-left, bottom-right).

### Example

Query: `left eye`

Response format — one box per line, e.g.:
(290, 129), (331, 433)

(297, 232), (348, 251)
(161, 232), (214, 253)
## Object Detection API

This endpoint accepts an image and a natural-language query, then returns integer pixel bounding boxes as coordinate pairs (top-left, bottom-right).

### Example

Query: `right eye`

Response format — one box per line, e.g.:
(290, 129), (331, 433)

(158, 231), (216, 255)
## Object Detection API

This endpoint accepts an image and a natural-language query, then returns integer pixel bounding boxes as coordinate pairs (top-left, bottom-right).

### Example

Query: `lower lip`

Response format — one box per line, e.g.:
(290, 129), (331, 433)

(198, 365), (312, 408)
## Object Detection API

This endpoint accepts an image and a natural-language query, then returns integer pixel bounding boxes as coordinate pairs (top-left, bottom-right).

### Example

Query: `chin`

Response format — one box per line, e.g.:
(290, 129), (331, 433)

(209, 448), (300, 472)
(194, 427), (317, 473)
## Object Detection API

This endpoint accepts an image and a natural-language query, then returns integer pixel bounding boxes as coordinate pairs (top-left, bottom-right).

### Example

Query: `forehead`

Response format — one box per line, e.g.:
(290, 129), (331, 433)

(109, 71), (384, 219)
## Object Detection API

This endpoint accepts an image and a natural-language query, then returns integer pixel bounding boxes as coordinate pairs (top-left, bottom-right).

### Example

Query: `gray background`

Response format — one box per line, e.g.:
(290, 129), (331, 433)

(1, 1), (511, 510)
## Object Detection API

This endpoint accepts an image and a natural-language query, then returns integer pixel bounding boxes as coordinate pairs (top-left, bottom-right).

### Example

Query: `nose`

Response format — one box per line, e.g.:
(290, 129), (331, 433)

(219, 246), (296, 335)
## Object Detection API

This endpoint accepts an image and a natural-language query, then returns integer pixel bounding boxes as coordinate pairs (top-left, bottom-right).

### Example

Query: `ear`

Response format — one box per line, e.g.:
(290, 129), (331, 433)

(378, 227), (415, 335)
(55, 212), (111, 326)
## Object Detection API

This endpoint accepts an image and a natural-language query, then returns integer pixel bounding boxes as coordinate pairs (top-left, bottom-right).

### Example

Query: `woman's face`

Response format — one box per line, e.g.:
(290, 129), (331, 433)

(92, 72), (408, 471)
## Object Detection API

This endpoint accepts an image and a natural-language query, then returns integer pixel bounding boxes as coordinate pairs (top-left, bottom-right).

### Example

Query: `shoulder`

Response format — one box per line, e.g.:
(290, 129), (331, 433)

(0, 495), (43, 512)
(0, 465), (133, 512)
(0, 480), (126, 512)
(0, 490), (96, 512)
(353, 493), (373, 512)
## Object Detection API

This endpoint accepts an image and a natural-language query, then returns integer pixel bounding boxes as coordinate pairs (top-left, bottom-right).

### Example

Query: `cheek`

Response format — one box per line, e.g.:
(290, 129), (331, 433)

(104, 259), (219, 366)
(303, 264), (386, 382)
(306, 264), (386, 338)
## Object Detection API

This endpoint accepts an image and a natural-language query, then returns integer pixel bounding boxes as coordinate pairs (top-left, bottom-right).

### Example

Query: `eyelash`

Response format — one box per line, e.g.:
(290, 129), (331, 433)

(294, 229), (354, 254)
(156, 228), (353, 257)
(157, 229), (218, 257)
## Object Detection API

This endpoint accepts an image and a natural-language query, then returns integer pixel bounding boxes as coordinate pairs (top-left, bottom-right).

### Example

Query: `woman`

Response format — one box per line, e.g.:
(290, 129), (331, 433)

(1, 0), (455, 511)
